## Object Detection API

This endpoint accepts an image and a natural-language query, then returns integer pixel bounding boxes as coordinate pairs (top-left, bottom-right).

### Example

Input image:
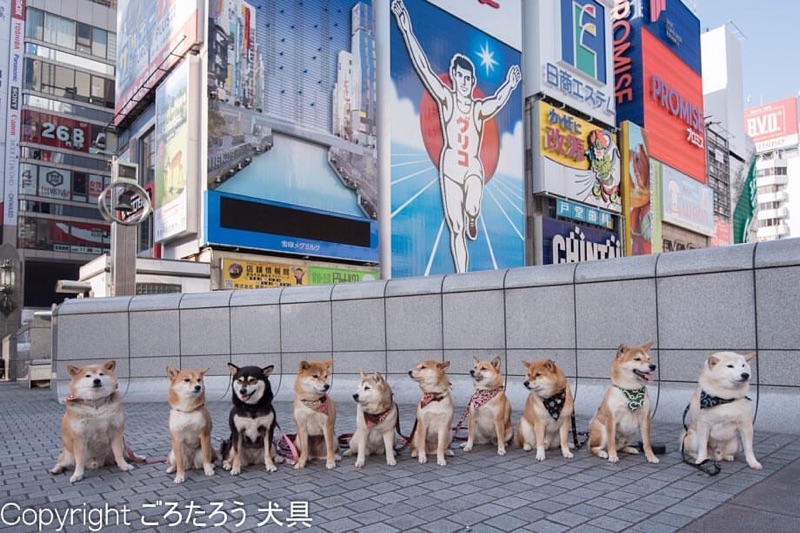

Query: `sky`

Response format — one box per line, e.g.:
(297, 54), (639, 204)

(691, 0), (800, 107)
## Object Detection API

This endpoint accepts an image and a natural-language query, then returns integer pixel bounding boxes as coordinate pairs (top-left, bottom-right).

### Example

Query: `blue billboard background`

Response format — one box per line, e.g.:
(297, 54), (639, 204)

(390, 0), (524, 278)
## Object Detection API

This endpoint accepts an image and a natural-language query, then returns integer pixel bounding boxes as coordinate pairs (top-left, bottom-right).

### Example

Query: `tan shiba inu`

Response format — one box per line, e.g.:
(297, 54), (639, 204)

(517, 359), (575, 461)
(51, 361), (133, 483)
(166, 366), (217, 483)
(408, 359), (455, 466)
(589, 343), (659, 464)
(681, 351), (762, 469)
(293, 359), (339, 469)
(344, 371), (399, 468)
(461, 356), (513, 455)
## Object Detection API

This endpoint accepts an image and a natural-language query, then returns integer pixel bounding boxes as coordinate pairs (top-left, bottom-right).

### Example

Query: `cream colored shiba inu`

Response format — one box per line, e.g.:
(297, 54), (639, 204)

(51, 361), (133, 483)
(589, 343), (659, 464)
(166, 366), (217, 484)
(517, 359), (575, 461)
(681, 351), (762, 469)
(408, 359), (455, 466)
(293, 359), (339, 469)
(344, 371), (398, 468)
(461, 356), (513, 455)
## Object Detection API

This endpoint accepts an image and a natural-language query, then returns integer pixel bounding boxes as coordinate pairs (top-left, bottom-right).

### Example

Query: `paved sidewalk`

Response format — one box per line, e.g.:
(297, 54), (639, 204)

(1, 381), (799, 532)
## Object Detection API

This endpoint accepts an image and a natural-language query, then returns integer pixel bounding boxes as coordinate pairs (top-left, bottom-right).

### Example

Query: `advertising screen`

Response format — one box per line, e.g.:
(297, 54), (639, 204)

(390, 0), (524, 277)
(642, 28), (706, 182)
(745, 97), (799, 152)
(115, 0), (200, 125)
(621, 121), (661, 255)
(221, 258), (378, 289)
(20, 110), (106, 154)
(658, 160), (714, 236)
(533, 100), (621, 213)
(206, 0), (378, 263)
(539, 217), (621, 265)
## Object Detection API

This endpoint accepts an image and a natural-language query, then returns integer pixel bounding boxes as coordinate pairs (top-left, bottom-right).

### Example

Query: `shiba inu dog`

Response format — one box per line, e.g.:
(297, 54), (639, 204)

(166, 366), (217, 483)
(51, 361), (133, 483)
(461, 356), (513, 455)
(344, 371), (399, 468)
(221, 363), (281, 475)
(293, 359), (339, 469)
(681, 351), (762, 469)
(589, 343), (659, 464)
(517, 359), (575, 461)
(408, 359), (455, 466)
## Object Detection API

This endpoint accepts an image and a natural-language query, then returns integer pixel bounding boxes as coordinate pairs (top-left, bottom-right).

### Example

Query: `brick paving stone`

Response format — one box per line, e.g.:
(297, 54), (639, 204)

(586, 514), (634, 532)
(527, 518), (572, 532)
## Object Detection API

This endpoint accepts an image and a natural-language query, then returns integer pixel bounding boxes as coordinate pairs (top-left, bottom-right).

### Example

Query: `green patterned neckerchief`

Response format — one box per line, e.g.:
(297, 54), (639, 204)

(616, 386), (646, 411)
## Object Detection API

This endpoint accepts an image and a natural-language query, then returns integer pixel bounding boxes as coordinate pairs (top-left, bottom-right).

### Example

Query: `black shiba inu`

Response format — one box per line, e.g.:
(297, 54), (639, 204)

(221, 364), (281, 474)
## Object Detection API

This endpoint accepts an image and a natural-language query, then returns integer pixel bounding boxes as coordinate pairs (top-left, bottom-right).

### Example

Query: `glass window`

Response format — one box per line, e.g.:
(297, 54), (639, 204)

(77, 23), (92, 54)
(107, 32), (117, 62)
(26, 8), (44, 40)
(90, 75), (105, 101)
(104, 77), (115, 105)
(44, 13), (76, 50)
(55, 65), (74, 94)
(75, 71), (91, 100)
(141, 129), (156, 185)
(24, 59), (42, 92)
(73, 172), (88, 201)
(92, 28), (107, 59)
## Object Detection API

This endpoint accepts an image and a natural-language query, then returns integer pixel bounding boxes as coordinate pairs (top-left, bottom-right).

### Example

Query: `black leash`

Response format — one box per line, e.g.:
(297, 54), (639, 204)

(681, 403), (720, 476)
(570, 414), (589, 450)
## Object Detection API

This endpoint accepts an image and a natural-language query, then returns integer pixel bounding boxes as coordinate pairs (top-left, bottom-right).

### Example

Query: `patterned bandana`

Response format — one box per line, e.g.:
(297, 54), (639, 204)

(700, 390), (750, 409)
(543, 389), (567, 420)
(301, 395), (330, 415)
(469, 388), (502, 410)
(616, 386), (646, 411)
(363, 403), (396, 428)
(419, 392), (445, 409)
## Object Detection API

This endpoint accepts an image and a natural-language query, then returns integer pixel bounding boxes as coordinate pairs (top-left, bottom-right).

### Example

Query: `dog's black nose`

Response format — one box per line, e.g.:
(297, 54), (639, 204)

(649, 364), (656, 371)
(523, 381), (529, 387)
(194, 384), (202, 391)
(742, 372), (750, 380)
(469, 370), (476, 377)
(352, 393), (359, 401)
(408, 370), (413, 377)
(93, 378), (101, 386)
(323, 383), (330, 391)
(240, 388), (248, 395)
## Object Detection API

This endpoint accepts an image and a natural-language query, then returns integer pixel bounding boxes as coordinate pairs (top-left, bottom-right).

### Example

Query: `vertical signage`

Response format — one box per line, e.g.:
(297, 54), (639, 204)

(3, 0), (24, 234)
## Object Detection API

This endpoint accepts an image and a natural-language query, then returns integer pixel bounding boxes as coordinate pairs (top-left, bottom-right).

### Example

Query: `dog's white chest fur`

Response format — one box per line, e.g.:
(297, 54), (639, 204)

(170, 410), (206, 443)
(68, 402), (124, 444)
(233, 412), (274, 443)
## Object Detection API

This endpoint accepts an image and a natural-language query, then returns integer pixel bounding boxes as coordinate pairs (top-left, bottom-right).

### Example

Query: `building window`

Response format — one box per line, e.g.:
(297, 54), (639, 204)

(26, 8), (44, 41)
(92, 28), (108, 59)
(141, 129), (156, 185)
(77, 23), (93, 55)
(44, 13), (77, 50)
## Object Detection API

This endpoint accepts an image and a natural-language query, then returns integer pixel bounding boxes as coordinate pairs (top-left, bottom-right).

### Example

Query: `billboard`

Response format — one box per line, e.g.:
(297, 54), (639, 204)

(221, 258), (378, 289)
(0, 0), (11, 212)
(206, 0), (378, 263)
(155, 60), (194, 242)
(642, 28), (706, 182)
(3, 0), (24, 232)
(658, 160), (714, 236)
(539, 217), (621, 265)
(621, 121), (660, 255)
(526, 0), (615, 122)
(390, 0), (524, 277)
(745, 97), (799, 152)
(20, 111), (107, 154)
(533, 100), (622, 213)
(115, 0), (201, 125)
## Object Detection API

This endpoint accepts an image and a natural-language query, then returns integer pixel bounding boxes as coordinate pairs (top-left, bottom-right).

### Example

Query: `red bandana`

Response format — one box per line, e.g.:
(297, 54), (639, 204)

(419, 392), (445, 409)
(301, 395), (330, 415)
(363, 403), (396, 428)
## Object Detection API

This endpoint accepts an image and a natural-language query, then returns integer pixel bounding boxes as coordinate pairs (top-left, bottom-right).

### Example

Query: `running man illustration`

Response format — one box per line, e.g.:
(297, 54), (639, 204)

(392, 0), (521, 273)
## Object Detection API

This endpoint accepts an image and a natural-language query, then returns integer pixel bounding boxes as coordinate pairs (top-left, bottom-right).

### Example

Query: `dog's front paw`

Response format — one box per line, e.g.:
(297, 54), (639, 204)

(418, 453), (428, 464)
(535, 448), (546, 462)
(461, 442), (473, 452)
(647, 455), (660, 464)
(118, 462), (134, 472)
(748, 460), (763, 470)
(436, 456), (447, 466)
(354, 459), (365, 469)
(50, 466), (63, 475)
(69, 473), (84, 483)
(497, 446), (507, 456)
(522, 443), (532, 452)
(562, 448), (574, 459)
(204, 464), (215, 477)
(597, 450), (609, 459)
(386, 456), (397, 466)
(230, 466), (241, 476)
(265, 464), (278, 473)
(607, 454), (619, 464)
(294, 459), (307, 469)
(173, 474), (185, 484)
(222, 461), (232, 471)
(325, 461), (336, 470)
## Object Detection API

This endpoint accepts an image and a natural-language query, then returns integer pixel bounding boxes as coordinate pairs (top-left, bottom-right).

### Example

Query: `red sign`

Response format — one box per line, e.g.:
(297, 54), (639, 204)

(641, 28), (706, 182)
(21, 110), (106, 154)
(745, 97), (798, 145)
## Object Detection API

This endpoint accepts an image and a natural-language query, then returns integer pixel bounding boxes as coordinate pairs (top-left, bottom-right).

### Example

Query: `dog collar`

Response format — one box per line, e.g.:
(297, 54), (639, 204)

(173, 403), (205, 413)
(419, 391), (446, 409)
(469, 388), (502, 410)
(543, 389), (567, 420)
(363, 402), (396, 428)
(699, 390), (751, 409)
(301, 395), (330, 415)
(616, 386), (646, 411)
(65, 395), (113, 407)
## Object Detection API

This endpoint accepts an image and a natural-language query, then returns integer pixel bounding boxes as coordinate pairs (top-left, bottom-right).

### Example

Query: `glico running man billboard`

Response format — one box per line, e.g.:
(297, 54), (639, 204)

(390, 0), (524, 276)
(205, 0), (378, 263)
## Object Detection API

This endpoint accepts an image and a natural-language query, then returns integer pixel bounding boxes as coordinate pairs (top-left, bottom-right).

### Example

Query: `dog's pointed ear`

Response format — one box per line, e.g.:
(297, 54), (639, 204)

(491, 356), (502, 370)
(68, 365), (81, 377)
(324, 358), (334, 370)
(374, 371), (384, 382)
(522, 361), (531, 370)
(262, 365), (274, 378)
(744, 351), (757, 362)
(440, 360), (451, 371)
(103, 360), (116, 372)
(228, 363), (239, 376)
(200, 367), (210, 376)
(299, 361), (310, 371)
(616, 344), (628, 358)
(167, 365), (178, 379)
(545, 359), (556, 372)
(360, 369), (367, 379)
(643, 341), (654, 351)
(473, 355), (480, 365)
(707, 355), (720, 368)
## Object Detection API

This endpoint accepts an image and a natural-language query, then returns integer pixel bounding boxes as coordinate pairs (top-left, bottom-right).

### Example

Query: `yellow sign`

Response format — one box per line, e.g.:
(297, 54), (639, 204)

(222, 259), (307, 289)
(539, 101), (616, 170)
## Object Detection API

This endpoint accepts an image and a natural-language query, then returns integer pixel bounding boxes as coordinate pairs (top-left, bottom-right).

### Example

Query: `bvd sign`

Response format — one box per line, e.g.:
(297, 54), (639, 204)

(745, 97), (799, 152)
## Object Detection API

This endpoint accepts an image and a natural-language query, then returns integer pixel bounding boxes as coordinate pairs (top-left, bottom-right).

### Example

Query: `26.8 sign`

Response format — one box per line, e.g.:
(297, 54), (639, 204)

(21, 110), (105, 154)
(41, 121), (86, 149)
